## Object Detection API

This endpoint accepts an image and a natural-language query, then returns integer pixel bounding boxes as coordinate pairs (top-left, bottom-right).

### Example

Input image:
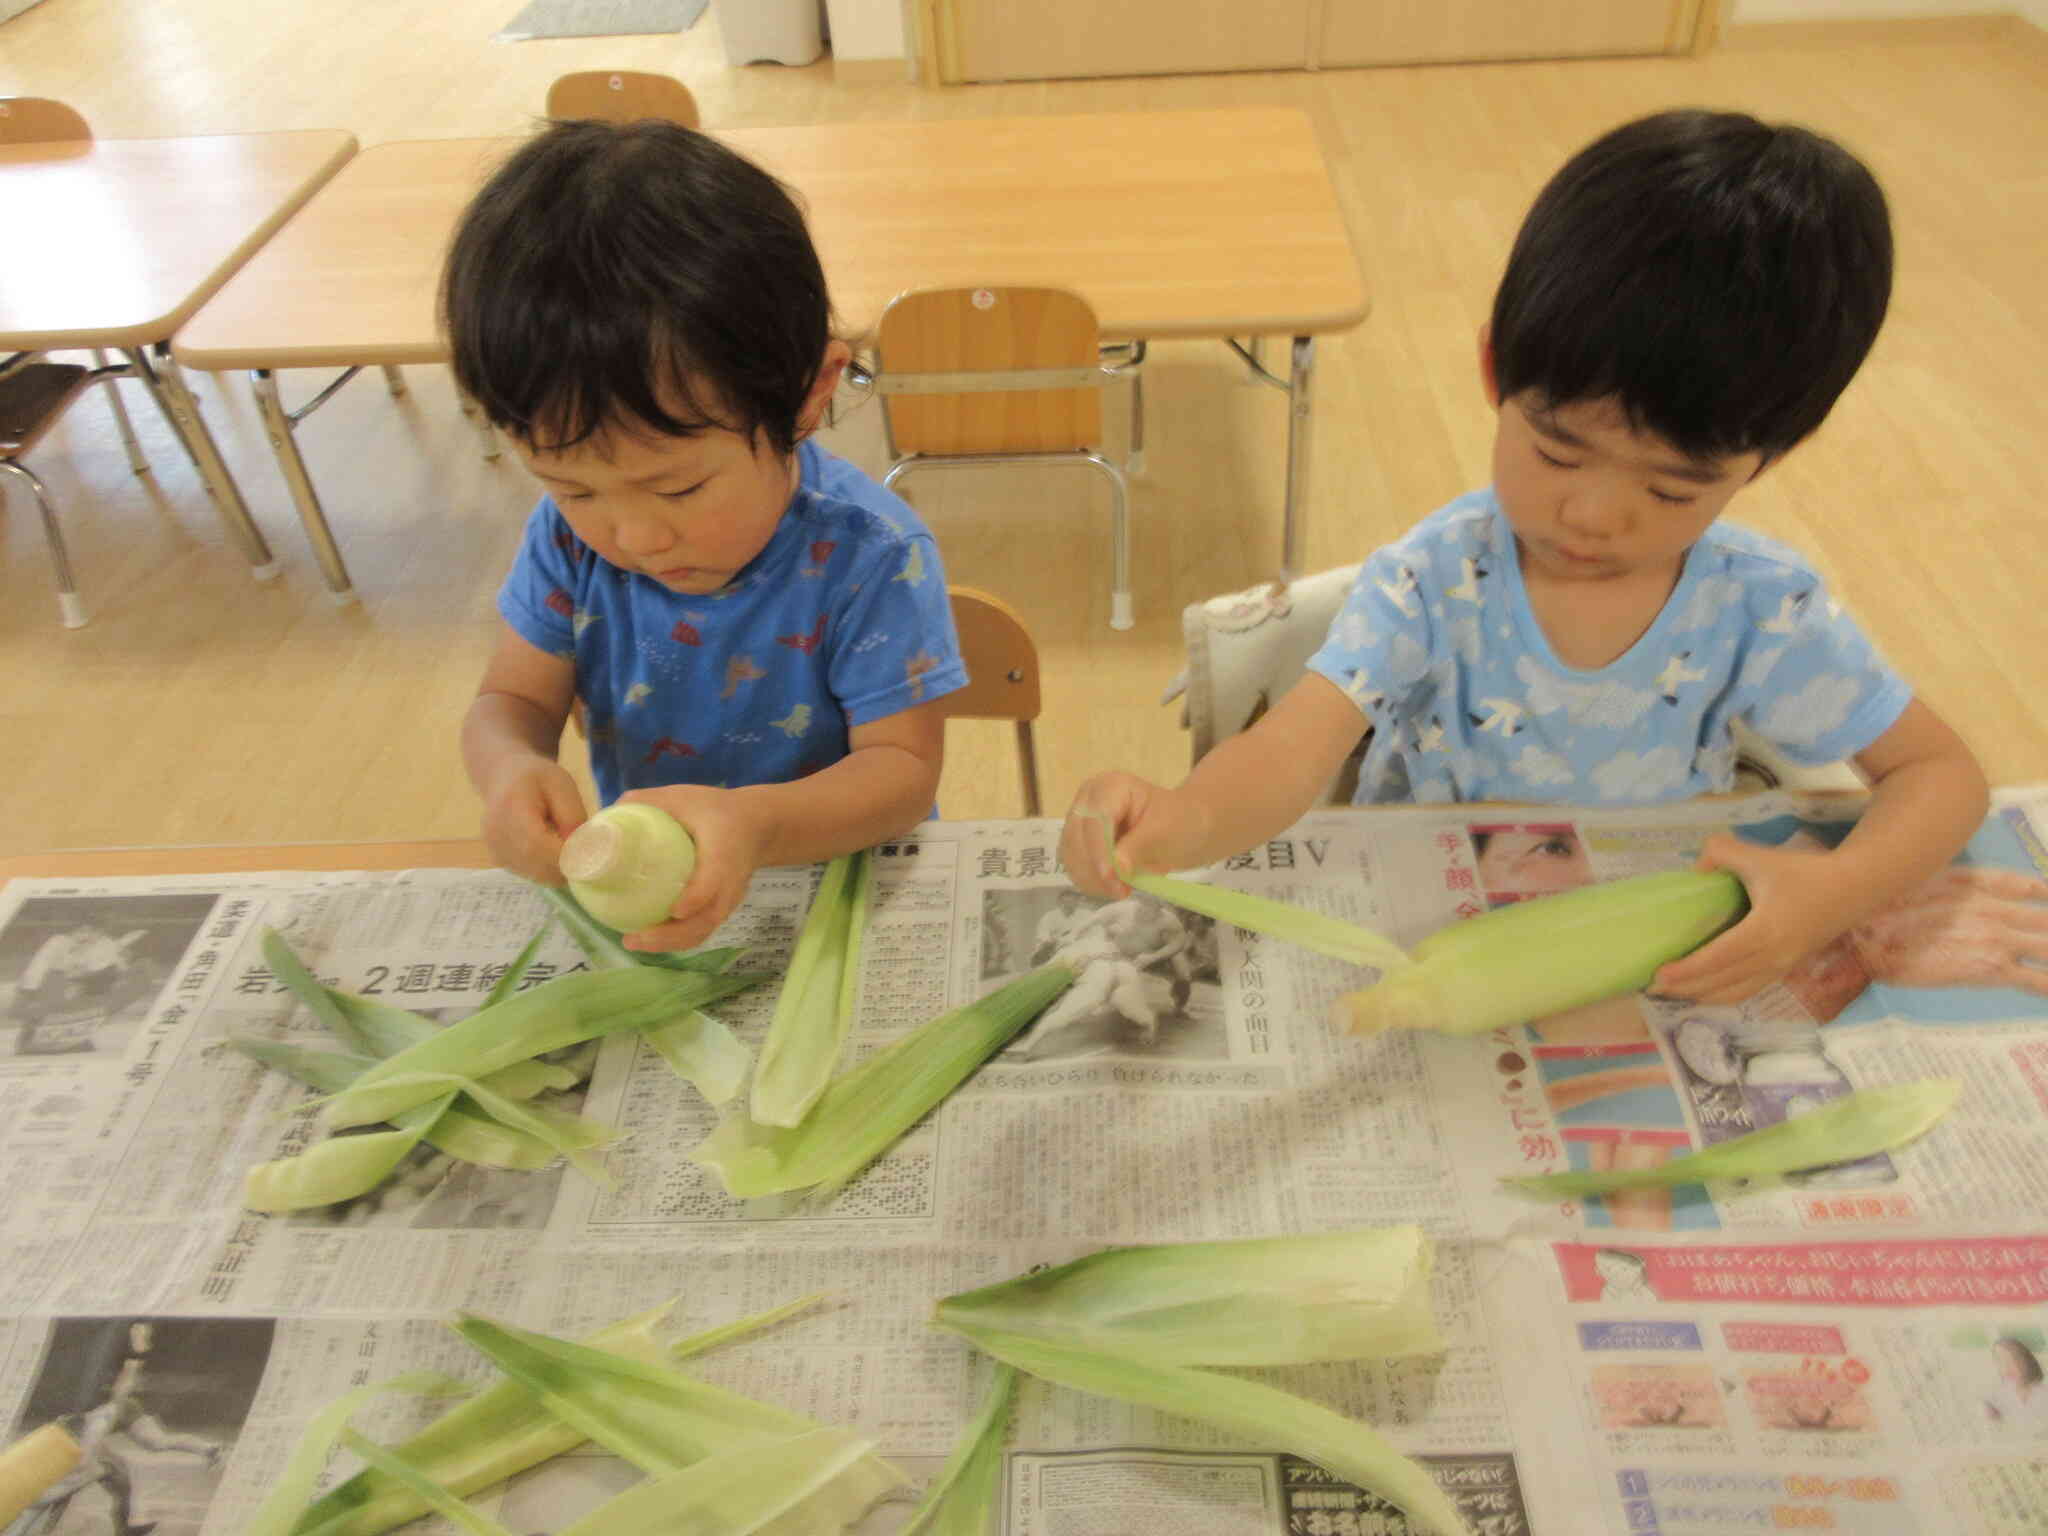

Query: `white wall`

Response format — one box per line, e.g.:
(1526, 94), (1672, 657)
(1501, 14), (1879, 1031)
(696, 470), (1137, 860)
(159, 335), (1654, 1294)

(1733, 0), (2045, 24)
(823, 1), (2046, 70)
(821, 0), (905, 60)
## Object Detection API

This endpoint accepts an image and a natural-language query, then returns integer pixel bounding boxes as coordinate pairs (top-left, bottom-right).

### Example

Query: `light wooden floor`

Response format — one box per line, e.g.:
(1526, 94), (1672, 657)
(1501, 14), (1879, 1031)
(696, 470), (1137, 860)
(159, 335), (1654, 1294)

(3, 7), (2045, 856)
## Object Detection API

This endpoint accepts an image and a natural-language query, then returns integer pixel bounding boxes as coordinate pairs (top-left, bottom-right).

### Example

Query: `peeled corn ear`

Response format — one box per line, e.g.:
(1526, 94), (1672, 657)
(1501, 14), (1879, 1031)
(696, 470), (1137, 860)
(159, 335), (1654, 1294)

(1337, 870), (1746, 1037)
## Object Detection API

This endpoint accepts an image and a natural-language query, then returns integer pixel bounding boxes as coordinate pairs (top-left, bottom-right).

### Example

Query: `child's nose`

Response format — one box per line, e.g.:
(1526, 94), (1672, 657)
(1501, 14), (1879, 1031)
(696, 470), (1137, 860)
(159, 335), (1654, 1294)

(1558, 482), (1629, 535)
(613, 515), (678, 556)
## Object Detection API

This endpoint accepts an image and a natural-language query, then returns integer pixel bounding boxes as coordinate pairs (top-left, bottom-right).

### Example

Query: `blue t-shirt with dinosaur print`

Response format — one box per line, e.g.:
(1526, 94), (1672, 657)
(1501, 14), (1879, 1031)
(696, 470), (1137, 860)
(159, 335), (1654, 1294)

(499, 440), (967, 805)
(1306, 489), (1913, 805)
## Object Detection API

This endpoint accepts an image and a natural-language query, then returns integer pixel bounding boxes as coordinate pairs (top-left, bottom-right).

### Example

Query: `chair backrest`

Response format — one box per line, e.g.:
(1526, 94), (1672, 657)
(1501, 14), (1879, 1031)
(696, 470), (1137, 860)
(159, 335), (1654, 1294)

(545, 71), (701, 128)
(876, 287), (1103, 457)
(0, 97), (92, 144)
(941, 585), (1044, 816)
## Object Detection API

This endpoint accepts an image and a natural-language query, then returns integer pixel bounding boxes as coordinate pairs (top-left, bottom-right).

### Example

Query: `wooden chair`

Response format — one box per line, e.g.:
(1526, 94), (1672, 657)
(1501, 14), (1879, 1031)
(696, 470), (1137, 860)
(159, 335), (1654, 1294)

(0, 360), (124, 627)
(545, 71), (701, 128)
(874, 287), (1138, 630)
(0, 98), (160, 627)
(942, 586), (1044, 816)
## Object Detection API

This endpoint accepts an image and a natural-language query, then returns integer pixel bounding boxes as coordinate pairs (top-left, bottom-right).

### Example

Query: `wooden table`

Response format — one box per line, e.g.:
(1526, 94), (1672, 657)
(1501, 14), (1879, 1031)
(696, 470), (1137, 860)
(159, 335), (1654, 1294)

(0, 130), (358, 578)
(0, 839), (488, 884)
(172, 109), (1368, 599)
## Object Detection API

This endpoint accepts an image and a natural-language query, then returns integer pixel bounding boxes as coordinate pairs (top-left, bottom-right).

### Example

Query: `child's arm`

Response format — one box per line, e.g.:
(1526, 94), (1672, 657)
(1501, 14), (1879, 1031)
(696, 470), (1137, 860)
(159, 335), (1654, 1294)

(1059, 673), (1368, 899)
(1653, 698), (1989, 1003)
(618, 701), (946, 952)
(461, 622), (588, 884)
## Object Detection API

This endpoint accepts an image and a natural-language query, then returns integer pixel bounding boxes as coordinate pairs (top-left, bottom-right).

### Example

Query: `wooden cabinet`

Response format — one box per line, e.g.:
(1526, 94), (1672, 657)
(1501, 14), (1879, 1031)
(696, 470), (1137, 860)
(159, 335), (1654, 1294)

(925, 0), (1719, 83)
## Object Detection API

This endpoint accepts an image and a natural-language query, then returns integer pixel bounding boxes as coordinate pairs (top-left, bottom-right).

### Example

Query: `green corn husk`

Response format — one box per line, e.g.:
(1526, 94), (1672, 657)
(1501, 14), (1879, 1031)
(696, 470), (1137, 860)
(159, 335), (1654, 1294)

(324, 967), (757, 1129)
(339, 1071), (620, 1186)
(230, 1040), (577, 1173)
(1337, 870), (1747, 1036)
(900, 1364), (1018, 1536)
(940, 1326), (1468, 1536)
(245, 1374), (473, 1536)
(691, 963), (1077, 1202)
(1130, 870), (1413, 972)
(293, 1299), (818, 1536)
(445, 1314), (907, 1526)
(556, 1428), (879, 1536)
(1075, 807), (1412, 973)
(933, 1227), (1441, 1367)
(1505, 1079), (1962, 1198)
(539, 883), (749, 974)
(483, 922), (553, 1009)
(642, 1011), (754, 1106)
(539, 884), (761, 1103)
(335, 1433), (513, 1536)
(752, 852), (873, 1128)
(243, 1118), (454, 1213)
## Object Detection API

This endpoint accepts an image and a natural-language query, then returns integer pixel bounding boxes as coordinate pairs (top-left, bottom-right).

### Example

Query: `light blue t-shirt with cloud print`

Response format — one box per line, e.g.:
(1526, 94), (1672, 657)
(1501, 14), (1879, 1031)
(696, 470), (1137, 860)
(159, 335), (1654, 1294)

(1305, 489), (1913, 806)
(499, 439), (967, 806)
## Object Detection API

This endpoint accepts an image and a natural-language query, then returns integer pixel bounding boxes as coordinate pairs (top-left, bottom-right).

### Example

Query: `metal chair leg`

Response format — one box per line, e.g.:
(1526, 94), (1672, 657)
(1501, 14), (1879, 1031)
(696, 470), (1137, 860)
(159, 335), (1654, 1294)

(91, 349), (149, 475)
(1081, 451), (1133, 630)
(0, 459), (87, 628)
(1127, 365), (1145, 477)
(1015, 720), (1042, 818)
(1281, 336), (1316, 585)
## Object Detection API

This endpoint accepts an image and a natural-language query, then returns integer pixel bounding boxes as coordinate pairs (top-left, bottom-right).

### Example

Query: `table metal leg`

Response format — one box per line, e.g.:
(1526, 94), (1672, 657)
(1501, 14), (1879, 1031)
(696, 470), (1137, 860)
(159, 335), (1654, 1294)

(1281, 335), (1315, 585)
(123, 345), (279, 580)
(381, 365), (407, 397)
(252, 368), (358, 602)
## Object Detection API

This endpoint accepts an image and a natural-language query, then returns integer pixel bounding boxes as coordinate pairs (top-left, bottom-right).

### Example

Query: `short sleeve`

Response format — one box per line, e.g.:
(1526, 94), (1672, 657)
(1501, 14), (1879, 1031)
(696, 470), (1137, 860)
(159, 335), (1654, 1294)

(1304, 541), (1441, 724)
(1732, 583), (1912, 765)
(826, 531), (968, 725)
(496, 498), (583, 658)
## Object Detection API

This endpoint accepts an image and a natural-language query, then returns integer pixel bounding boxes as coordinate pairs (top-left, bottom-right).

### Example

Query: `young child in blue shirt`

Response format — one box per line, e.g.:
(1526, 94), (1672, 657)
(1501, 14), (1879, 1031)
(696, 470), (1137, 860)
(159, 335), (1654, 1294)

(1060, 108), (1988, 1006)
(446, 120), (967, 952)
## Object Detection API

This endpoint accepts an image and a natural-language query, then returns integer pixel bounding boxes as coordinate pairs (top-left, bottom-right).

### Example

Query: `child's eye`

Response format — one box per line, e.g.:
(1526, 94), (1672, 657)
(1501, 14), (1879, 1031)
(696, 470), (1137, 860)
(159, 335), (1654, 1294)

(657, 482), (707, 501)
(1534, 446), (1578, 470)
(1649, 487), (1697, 506)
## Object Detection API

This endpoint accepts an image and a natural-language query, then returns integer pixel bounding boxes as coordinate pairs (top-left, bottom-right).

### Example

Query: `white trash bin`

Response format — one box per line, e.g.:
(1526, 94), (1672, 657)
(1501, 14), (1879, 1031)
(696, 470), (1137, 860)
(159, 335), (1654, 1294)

(715, 0), (823, 66)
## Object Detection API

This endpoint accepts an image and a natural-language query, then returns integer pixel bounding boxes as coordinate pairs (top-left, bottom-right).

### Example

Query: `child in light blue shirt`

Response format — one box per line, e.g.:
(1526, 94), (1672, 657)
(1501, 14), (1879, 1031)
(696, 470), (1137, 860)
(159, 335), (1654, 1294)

(447, 120), (966, 951)
(1306, 488), (1911, 806)
(1061, 109), (1987, 1007)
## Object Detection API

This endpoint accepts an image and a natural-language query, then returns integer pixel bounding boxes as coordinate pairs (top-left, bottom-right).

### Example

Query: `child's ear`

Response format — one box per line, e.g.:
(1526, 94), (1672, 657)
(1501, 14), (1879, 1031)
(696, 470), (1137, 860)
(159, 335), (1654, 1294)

(1477, 324), (1501, 408)
(798, 340), (854, 438)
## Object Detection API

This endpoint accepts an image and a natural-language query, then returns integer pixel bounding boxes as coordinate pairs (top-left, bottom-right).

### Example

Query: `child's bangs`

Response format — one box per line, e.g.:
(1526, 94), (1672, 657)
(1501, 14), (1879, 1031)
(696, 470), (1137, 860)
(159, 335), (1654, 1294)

(490, 320), (736, 455)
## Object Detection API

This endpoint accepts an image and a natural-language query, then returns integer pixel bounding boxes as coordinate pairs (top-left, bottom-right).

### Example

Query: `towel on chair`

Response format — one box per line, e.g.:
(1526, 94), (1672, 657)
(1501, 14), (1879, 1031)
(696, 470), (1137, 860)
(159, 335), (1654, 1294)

(1163, 564), (1365, 802)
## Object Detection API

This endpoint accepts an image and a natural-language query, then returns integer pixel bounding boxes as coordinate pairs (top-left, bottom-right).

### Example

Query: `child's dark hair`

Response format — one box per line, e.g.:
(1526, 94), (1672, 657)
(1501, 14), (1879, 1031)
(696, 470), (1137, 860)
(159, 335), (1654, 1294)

(1489, 108), (1892, 463)
(442, 118), (831, 457)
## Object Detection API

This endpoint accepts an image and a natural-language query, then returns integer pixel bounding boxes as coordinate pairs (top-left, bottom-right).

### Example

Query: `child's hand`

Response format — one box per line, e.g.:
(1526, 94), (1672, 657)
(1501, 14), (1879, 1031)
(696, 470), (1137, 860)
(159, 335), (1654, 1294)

(478, 757), (588, 885)
(613, 785), (770, 953)
(1651, 833), (1856, 1003)
(1059, 772), (1213, 900)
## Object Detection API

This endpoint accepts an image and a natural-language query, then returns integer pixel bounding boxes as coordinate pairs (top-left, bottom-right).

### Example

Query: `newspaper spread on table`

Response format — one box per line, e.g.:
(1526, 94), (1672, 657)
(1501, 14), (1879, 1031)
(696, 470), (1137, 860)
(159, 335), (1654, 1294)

(1, 787), (2044, 1536)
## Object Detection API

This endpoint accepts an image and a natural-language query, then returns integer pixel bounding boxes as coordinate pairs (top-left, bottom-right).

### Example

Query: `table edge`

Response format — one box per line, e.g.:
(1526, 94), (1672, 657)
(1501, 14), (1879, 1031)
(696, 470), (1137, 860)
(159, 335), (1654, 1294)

(0, 839), (494, 883)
